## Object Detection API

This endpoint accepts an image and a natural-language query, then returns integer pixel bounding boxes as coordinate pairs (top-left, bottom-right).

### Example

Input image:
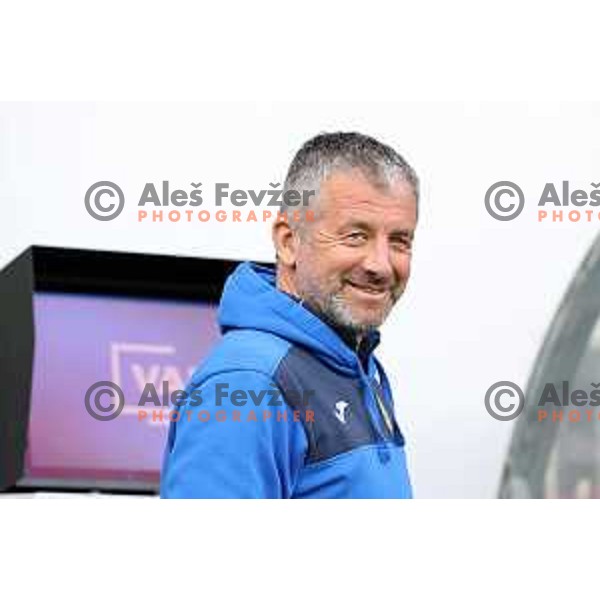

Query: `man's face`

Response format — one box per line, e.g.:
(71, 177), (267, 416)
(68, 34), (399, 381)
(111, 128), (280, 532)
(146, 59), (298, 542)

(291, 169), (418, 335)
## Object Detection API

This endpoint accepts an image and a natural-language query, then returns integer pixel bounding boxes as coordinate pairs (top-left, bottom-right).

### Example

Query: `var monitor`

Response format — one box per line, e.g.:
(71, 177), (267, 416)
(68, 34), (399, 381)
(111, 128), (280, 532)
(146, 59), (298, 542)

(0, 246), (240, 493)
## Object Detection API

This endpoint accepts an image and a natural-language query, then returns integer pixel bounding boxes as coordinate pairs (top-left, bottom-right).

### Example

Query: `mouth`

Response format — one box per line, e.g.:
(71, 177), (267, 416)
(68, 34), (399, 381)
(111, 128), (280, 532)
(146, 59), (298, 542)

(345, 281), (390, 299)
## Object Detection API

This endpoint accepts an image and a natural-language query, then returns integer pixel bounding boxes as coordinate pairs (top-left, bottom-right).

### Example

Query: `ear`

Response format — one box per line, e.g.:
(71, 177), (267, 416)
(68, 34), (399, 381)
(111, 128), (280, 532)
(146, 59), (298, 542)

(272, 220), (299, 267)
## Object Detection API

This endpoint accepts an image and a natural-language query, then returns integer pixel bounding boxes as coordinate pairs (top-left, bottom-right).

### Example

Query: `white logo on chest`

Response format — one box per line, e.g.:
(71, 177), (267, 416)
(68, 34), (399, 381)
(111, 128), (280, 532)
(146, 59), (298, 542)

(334, 400), (350, 424)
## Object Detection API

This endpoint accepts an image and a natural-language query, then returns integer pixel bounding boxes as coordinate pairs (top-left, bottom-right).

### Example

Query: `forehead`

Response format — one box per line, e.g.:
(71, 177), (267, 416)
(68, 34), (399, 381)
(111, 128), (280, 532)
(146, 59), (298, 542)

(318, 169), (417, 228)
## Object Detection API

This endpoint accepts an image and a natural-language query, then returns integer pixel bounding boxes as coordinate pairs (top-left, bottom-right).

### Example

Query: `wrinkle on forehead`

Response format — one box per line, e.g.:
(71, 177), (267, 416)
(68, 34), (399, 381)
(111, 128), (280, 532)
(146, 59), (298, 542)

(316, 173), (417, 232)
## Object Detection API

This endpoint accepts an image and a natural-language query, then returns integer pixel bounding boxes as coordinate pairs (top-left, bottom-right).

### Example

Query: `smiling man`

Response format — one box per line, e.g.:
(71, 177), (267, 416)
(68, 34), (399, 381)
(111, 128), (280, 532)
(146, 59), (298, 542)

(161, 132), (419, 498)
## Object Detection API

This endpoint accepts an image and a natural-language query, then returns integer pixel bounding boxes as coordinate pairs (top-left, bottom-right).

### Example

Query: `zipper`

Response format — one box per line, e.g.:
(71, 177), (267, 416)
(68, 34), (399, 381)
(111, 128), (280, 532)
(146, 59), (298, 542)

(372, 381), (394, 436)
(355, 343), (394, 440)
(354, 338), (393, 463)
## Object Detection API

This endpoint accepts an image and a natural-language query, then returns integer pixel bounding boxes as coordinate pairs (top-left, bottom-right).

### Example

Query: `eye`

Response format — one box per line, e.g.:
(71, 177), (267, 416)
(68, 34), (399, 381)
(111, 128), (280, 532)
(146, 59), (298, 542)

(390, 236), (412, 252)
(344, 231), (368, 245)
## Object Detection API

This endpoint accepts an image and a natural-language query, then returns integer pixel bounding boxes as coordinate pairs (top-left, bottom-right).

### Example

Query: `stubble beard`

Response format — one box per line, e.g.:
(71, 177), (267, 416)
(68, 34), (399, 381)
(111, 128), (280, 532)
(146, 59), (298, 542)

(299, 275), (402, 339)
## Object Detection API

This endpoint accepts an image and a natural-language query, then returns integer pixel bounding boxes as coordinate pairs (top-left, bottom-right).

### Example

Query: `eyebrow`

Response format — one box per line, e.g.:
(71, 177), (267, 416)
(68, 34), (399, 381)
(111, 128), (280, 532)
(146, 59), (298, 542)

(389, 229), (415, 240)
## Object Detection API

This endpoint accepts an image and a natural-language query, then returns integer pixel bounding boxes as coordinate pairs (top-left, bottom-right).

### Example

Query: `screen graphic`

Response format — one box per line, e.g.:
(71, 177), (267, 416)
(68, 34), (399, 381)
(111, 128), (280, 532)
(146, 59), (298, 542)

(24, 292), (220, 489)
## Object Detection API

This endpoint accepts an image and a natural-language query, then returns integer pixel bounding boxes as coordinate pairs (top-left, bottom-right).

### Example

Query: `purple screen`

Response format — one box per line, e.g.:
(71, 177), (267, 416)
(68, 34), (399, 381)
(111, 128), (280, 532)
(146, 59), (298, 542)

(26, 292), (220, 489)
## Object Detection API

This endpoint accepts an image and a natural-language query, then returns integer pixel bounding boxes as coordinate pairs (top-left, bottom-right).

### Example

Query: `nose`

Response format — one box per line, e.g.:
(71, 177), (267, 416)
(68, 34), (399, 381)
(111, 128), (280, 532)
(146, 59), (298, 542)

(362, 235), (394, 281)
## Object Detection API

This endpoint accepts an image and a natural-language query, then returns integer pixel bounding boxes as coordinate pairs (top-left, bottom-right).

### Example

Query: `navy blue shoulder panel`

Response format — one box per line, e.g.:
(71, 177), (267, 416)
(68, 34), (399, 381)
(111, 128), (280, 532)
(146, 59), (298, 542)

(273, 345), (382, 464)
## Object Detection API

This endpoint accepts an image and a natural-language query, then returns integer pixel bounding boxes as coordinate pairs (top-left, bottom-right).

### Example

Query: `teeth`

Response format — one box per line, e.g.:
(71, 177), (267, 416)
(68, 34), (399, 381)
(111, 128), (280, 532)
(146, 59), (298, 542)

(349, 283), (386, 294)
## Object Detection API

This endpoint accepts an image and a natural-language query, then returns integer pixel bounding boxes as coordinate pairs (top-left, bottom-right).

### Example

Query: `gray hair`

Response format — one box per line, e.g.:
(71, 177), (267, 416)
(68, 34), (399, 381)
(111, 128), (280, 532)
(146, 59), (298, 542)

(280, 131), (419, 230)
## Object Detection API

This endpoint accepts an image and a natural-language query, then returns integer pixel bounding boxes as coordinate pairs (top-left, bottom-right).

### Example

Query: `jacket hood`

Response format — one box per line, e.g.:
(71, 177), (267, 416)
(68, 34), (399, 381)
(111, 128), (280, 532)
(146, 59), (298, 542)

(218, 262), (380, 375)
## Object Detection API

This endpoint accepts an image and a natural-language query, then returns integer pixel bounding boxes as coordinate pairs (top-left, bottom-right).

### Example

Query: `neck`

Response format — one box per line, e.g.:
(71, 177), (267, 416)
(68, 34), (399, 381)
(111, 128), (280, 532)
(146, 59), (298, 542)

(276, 264), (298, 297)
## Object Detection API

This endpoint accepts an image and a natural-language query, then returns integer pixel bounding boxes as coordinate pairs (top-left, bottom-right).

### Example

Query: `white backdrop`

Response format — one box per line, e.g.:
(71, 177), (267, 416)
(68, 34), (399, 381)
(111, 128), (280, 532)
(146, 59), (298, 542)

(1, 101), (598, 498)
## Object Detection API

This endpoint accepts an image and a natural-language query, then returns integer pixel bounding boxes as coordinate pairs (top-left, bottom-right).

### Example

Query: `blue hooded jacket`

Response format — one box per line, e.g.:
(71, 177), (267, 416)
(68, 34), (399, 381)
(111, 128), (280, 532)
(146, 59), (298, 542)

(160, 262), (413, 498)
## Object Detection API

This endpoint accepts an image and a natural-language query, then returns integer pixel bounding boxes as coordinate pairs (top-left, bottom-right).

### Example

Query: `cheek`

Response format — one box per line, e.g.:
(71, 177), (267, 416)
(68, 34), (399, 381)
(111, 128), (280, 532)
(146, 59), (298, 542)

(295, 248), (333, 291)
(393, 255), (412, 282)
(299, 245), (357, 281)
